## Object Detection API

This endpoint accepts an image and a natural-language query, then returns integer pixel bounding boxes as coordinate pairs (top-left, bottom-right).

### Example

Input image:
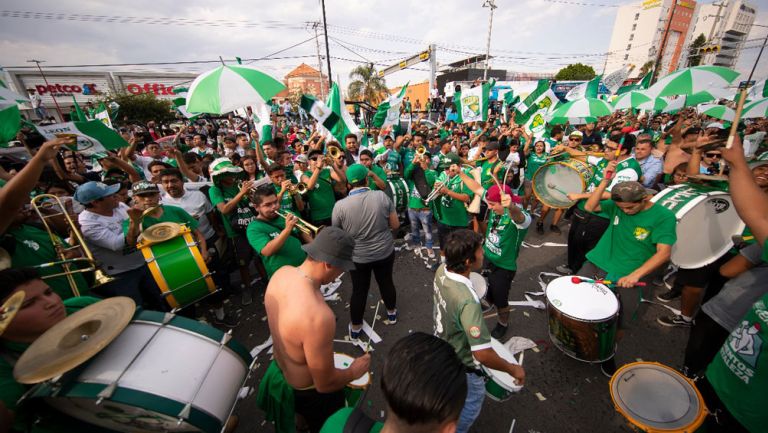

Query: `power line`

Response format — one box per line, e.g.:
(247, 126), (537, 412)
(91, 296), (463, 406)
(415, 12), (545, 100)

(541, 0), (621, 7)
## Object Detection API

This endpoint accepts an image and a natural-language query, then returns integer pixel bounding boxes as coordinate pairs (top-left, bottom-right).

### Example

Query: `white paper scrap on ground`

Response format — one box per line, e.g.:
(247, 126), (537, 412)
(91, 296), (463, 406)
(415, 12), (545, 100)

(250, 335), (273, 358)
(503, 336), (537, 356)
(508, 300), (545, 309)
(361, 320), (382, 343)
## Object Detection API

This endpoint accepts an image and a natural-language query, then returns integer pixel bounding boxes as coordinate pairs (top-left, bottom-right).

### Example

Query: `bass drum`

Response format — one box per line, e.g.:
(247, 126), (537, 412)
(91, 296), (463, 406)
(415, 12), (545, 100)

(532, 159), (593, 209)
(651, 183), (744, 269)
(30, 310), (252, 433)
(386, 177), (409, 216)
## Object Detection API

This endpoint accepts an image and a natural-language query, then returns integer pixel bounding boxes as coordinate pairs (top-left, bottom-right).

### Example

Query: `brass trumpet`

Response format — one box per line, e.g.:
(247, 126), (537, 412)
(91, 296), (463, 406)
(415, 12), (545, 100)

(424, 181), (445, 204)
(29, 194), (114, 296)
(324, 145), (344, 165)
(275, 210), (321, 236)
(288, 182), (308, 195)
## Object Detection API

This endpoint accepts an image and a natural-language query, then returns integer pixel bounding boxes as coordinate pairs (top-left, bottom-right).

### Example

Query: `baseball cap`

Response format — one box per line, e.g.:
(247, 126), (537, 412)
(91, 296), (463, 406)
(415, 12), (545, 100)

(485, 184), (522, 204)
(569, 130), (584, 138)
(294, 154), (308, 164)
(485, 141), (500, 151)
(131, 181), (160, 196)
(706, 122), (725, 130)
(209, 157), (243, 178)
(73, 181), (121, 205)
(346, 164), (369, 184)
(302, 226), (356, 271)
(611, 181), (649, 203)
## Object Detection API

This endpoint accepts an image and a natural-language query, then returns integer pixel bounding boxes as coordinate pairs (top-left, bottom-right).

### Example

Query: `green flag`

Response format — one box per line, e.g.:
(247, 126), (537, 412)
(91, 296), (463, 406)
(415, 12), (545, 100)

(326, 82), (360, 148)
(372, 83), (408, 128)
(617, 71), (653, 95)
(515, 80), (550, 116)
(456, 81), (491, 124)
(565, 75), (601, 101)
(301, 94), (343, 134)
(35, 120), (129, 156)
(0, 102), (21, 145)
(71, 96), (87, 122)
(93, 103), (112, 129)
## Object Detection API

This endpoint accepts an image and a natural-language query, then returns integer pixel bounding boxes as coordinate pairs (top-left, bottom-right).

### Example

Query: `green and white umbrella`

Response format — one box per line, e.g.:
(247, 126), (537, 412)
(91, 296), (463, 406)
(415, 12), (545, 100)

(186, 65), (286, 114)
(662, 97), (685, 113)
(637, 96), (671, 112)
(0, 102), (21, 144)
(547, 98), (614, 125)
(0, 86), (29, 104)
(684, 88), (735, 107)
(741, 97), (768, 119)
(647, 66), (740, 98)
(612, 91), (652, 110)
(697, 103), (735, 122)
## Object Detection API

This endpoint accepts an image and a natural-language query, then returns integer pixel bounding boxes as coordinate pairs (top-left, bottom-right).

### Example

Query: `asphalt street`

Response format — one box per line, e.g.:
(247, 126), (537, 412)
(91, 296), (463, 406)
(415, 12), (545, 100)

(228, 220), (689, 433)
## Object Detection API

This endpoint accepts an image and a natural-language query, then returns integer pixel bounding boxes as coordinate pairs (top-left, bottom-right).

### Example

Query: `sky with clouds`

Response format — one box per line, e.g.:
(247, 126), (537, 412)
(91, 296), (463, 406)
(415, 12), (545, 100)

(1, 0), (766, 91)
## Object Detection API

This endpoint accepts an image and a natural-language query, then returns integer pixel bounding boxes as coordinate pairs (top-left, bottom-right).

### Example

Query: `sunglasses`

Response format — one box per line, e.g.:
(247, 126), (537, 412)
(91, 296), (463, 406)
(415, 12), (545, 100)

(570, 137), (582, 141)
(705, 153), (721, 158)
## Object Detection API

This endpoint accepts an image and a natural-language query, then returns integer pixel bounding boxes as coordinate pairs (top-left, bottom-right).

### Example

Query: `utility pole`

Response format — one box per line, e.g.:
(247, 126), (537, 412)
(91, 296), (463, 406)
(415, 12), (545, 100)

(312, 22), (326, 99)
(321, 0), (333, 89)
(705, 2), (727, 65)
(27, 59), (63, 120)
(651, 0), (678, 85)
(482, 0), (497, 81)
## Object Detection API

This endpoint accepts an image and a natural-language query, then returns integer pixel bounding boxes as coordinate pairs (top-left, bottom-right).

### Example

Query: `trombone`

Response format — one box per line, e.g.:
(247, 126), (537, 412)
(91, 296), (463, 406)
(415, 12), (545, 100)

(275, 210), (321, 236)
(424, 182), (444, 204)
(30, 194), (114, 296)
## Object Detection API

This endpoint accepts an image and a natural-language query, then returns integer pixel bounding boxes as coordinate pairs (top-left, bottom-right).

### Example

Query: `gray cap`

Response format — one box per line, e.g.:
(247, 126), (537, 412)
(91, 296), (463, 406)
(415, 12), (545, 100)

(302, 226), (356, 271)
(611, 181), (651, 203)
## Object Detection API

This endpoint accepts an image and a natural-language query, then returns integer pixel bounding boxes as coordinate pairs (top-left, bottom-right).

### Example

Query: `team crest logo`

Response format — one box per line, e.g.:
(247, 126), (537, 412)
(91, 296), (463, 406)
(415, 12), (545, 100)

(633, 227), (649, 241)
(531, 113), (544, 129)
(729, 321), (763, 368)
(23, 240), (40, 251)
(462, 95), (480, 119)
(469, 326), (481, 338)
(538, 96), (552, 109)
(487, 232), (500, 245)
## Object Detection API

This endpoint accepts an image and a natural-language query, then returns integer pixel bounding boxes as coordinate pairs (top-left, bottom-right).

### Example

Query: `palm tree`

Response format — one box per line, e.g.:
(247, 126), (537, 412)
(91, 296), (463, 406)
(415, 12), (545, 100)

(348, 64), (388, 107)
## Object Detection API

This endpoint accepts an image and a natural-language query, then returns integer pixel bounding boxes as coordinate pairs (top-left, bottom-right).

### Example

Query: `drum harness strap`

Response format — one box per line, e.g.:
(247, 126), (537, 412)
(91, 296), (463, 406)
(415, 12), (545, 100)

(342, 407), (376, 433)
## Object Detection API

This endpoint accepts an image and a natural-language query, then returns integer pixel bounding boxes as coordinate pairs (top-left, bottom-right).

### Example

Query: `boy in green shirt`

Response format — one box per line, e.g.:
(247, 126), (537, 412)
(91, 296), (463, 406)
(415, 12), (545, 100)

(301, 150), (346, 227)
(404, 152), (437, 258)
(358, 149), (387, 191)
(267, 163), (305, 217)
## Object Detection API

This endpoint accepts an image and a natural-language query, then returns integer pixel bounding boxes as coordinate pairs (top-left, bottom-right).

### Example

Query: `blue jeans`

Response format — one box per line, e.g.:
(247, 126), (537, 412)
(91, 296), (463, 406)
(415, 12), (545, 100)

(407, 208), (433, 249)
(456, 372), (486, 433)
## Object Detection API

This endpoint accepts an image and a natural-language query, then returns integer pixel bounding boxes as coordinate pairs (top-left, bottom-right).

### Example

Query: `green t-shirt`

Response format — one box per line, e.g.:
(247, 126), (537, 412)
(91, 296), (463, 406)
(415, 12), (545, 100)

(480, 158), (502, 189)
(208, 183), (257, 238)
(483, 206), (530, 271)
(404, 164), (436, 209)
(585, 200), (677, 278)
(6, 225), (89, 299)
(433, 175), (473, 227)
(246, 218), (306, 278)
(303, 169), (336, 221)
(400, 146), (416, 169)
(0, 297), (101, 432)
(577, 156), (643, 218)
(706, 293), (768, 432)
(763, 240), (768, 262)
(368, 164), (387, 190)
(320, 408), (384, 433)
(384, 149), (402, 174)
(122, 205), (198, 236)
(524, 152), (548, 181)
(433, 265), (491, 369)
(432, 151), (460, 173)
(274, 184), (299, 215)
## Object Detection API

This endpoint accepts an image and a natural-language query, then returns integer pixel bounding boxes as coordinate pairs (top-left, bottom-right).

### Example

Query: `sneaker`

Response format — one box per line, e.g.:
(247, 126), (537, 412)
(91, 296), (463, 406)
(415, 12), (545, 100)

(656, 288), (682, 303)
(600, 359), (617, 378)
(403, 233), (412, 243)
(426, 248), (435, 259)
(550, 224), (561, 235)
(349, 323), (362, 340)
(536, 221), (544, 235)
(414, 247), (423, 258)
(555, 264), (572, 274)
(386, 310), (398, 325)
(657, 314), (693, 328)
(490, 322), (508, 340)
(213, 311), (240, 328)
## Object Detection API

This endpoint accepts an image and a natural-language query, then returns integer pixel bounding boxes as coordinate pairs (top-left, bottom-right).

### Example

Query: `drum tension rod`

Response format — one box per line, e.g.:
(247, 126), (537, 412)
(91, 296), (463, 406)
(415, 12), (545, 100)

(177, 330), (233, 425)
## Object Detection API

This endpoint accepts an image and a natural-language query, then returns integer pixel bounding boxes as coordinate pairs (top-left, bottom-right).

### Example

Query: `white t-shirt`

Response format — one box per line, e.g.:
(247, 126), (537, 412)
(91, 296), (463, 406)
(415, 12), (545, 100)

(78, 202), (145, 275)
(505, 152), (521, 175)
(161, 190), (216, 240)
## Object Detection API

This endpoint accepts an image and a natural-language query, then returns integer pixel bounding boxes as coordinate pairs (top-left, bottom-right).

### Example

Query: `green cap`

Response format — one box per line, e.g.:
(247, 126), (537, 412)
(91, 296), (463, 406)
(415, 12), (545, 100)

(346, 164), (369, 184)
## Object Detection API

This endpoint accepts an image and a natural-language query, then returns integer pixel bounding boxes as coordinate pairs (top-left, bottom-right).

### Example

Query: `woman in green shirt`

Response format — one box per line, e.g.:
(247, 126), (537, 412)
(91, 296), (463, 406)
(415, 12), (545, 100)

(522, 139), (548, 211)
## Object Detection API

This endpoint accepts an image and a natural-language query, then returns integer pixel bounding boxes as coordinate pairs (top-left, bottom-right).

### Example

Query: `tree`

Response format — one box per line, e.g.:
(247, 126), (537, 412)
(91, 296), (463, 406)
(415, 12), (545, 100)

(347, 64), (388, 107)
(639, 60), (655, 77)
(687, 34), (707, 67)
(96, 92), (174, 126)
(554, 63), (596, 81)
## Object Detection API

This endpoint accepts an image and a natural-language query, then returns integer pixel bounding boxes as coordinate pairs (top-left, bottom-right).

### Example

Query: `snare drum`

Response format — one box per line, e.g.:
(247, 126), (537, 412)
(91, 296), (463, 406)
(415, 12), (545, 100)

(469, 272), (487, 299)
(546, 276), (619, 363)
(651, 183), (745, 269)
(480, 338), (523, 402)
(386, 177), (409, 215)
(30, 310), (252, 433)
(532, 159), (593, 208)
(334, 353), (371, 407)
(138, 225), (217, 311)
(610, 362), (708, 433)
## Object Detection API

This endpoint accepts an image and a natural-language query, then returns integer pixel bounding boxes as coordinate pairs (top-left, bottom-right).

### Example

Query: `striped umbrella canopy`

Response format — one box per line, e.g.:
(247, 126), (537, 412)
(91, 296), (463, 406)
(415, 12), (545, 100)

(547, 98), (614, 125)
(186, 65), (286, 115)
(697, 103), (736, 122)
(612, 91), (653, 110)
(0, 86), (29, 104)
(637, 96), (671, 112)
(684, 88), (735, 107)
(662, 97), (686, 114)
(742, 97), (768, 119)
(647, 66), (740, 97)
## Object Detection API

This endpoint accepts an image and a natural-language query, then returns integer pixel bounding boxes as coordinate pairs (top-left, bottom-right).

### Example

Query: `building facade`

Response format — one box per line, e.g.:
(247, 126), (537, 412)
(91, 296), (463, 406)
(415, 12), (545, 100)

(605, 0), (698, 78)
(275, 63), (328, 101)
(687, 0), (757, 68)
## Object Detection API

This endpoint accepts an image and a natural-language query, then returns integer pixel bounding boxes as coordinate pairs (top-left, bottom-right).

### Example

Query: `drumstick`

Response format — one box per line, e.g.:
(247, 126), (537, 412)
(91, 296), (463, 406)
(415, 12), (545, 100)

(546, 183), (569, 196)
(571, 276), (646, 287)
(605, 136), (624, 180)
(364, 300), (382, 354)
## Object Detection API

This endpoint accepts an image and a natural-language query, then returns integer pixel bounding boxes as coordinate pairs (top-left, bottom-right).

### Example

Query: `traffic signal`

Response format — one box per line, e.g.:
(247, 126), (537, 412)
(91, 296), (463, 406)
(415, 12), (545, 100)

(699, 45), (721, 54)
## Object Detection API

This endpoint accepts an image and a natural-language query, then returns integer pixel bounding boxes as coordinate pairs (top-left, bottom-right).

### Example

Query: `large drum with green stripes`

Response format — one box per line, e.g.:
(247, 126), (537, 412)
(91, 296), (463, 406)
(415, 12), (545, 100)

(532, 159), (593, 208)
(386, 177), (409, 215)
(29, 309), (253, 432)
(138, 224), (217, 311)
(651, 183), (744, 269)
(334, 353), (371, 407)
(481, 339), (523, 402)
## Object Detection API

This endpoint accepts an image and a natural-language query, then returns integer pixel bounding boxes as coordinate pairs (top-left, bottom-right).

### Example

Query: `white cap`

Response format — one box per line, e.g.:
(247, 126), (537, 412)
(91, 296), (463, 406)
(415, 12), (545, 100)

(706, 122), (725, 130)
(569, 130), (584, 138)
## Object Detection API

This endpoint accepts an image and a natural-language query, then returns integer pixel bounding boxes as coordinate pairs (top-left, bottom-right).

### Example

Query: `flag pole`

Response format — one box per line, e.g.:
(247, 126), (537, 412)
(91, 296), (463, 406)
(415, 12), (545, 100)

(27, 59), (63, 120)
(482, 0), (497, 81)
(321, 0), (333, 90)
(726, 30), (768, 149)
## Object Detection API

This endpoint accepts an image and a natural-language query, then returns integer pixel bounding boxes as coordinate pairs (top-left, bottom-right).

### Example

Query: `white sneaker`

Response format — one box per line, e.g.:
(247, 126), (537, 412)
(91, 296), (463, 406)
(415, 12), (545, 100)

(414, 248), (423, 258)
(426, 249), (435, 259)
(555, 265), (572, 274)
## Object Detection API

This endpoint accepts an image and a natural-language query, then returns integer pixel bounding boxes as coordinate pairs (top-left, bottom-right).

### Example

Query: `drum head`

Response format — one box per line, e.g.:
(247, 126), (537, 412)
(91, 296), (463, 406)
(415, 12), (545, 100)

(610, 362), (706, 431)
(335, 353), (370, 388)
(469, 272), (487, 299)
(532, 162), (587, 208)
(481, 339), (522, 393)
(546, 276), (618, 321)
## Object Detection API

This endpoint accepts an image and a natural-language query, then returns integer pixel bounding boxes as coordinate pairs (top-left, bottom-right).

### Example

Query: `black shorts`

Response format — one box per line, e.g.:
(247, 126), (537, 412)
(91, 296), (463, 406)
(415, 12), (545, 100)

(485, 261), (516, 309)
(231, 234), (254, 268)
(293, 387), (345, 433)
(675, 253), (734, 288)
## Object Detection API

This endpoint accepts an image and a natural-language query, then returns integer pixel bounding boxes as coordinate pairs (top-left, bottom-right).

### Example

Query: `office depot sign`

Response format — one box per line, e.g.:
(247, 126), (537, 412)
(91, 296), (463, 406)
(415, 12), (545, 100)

(125, 83), (177, 96)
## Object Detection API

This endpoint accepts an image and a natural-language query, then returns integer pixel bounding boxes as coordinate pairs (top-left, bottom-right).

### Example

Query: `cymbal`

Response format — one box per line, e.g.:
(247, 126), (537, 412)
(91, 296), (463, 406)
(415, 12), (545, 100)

(14, 297), (136, 384)
(140, 222), (181, 244)
(0, 291), (26, 336)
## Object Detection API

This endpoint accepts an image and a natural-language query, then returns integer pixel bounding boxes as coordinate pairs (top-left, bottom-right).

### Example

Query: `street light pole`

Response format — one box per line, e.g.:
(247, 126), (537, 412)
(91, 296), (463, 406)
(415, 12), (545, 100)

(321, 0), (333, 91)
(482, 0), (497, 81)
(27, 59), (63, 120)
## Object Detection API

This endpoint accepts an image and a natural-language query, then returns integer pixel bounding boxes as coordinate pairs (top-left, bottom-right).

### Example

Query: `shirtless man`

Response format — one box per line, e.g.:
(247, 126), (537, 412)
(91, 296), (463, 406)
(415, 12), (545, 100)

(263, 227), (369, 432)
